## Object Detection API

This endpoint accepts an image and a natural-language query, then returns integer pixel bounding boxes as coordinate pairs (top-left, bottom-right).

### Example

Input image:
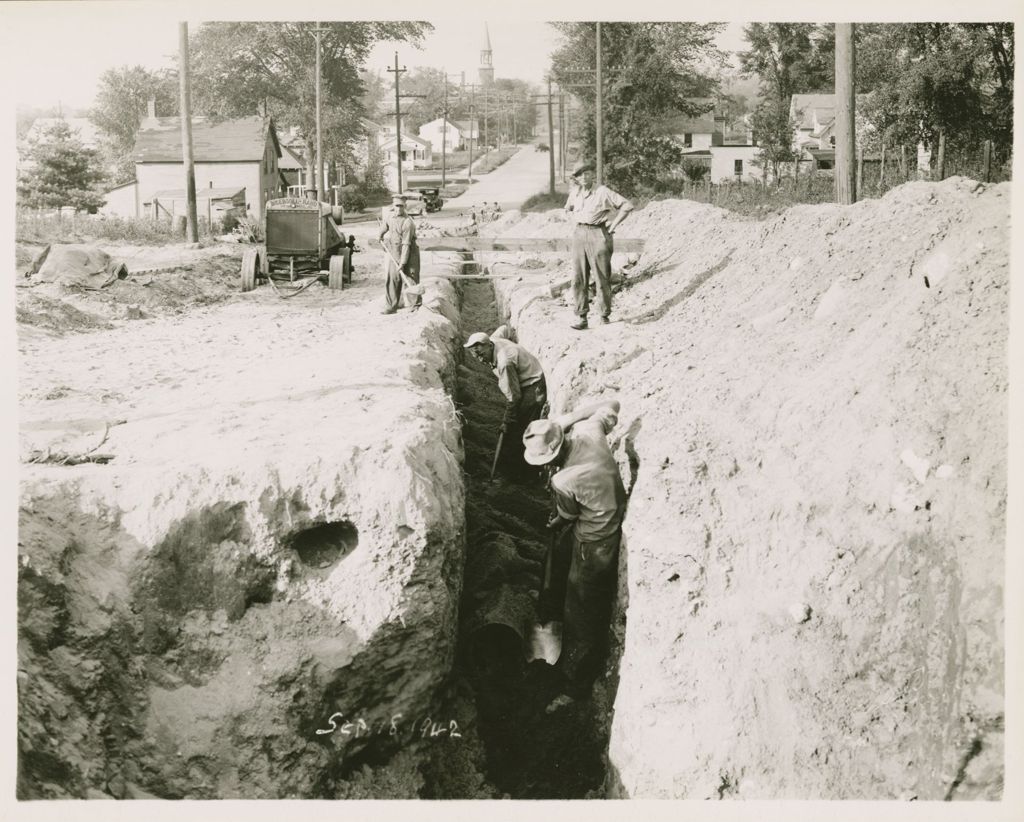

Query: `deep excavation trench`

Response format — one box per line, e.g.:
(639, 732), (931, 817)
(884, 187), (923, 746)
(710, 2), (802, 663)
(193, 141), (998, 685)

(437, 277), (618, 799)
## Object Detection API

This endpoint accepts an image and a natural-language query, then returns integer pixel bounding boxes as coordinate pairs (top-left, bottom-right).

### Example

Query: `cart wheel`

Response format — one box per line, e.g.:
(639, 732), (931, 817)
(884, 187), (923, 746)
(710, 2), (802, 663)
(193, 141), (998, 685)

(241, 247), (260, 292)
(328, 250), (349, 290)
(260, 249), (269, 277)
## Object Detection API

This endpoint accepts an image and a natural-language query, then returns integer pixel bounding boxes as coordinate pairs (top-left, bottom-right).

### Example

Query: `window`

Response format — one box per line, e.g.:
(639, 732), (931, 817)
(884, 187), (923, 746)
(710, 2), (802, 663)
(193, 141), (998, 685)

(817, 158), (834, 170)
(734, 159), (743, 176)
(829, 136), (836, 147)
(683, 133), (693, 148)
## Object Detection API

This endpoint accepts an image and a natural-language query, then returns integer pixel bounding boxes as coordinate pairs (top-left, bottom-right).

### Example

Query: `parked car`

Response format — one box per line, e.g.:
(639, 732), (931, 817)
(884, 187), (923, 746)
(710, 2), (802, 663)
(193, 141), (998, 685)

(416, 187), (443, 213)
(535, 143), (549, 152)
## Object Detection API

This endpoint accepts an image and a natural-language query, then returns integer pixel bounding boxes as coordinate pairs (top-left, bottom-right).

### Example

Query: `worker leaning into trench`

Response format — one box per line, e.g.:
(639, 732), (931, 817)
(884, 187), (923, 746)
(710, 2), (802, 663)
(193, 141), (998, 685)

(463, 327), (548, 480)
(523, 399), (627, 699)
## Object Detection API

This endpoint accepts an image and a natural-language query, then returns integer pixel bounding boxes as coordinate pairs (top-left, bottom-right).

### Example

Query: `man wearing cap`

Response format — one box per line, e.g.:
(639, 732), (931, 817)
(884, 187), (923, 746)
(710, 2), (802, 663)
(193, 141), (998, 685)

(378, 195), (421, 315)
(465, 330), (547, 475)
(564, 163), (634, 330)
(522, 398), (626, 693)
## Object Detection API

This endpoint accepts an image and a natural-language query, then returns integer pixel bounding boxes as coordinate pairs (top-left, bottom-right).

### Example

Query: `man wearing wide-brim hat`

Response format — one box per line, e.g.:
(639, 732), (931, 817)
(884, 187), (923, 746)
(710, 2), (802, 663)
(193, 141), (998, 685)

(522, 398), (626, 694)
(563, 162), (634, 330)
(378, 194), (421, 315)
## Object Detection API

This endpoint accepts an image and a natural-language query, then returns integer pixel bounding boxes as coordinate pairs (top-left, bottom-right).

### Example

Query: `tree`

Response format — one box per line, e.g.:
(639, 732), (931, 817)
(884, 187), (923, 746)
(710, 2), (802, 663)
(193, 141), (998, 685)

(188, 22), (432, 184)
(90, 65), (180, 184)
(550, 22), (724, 193)
(17, 120), (107, 212)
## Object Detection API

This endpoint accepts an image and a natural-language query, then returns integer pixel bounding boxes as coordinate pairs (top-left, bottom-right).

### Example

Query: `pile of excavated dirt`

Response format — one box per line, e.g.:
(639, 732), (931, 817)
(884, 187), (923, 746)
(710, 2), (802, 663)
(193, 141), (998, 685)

(17, 252), (468, 798)
(15, 242), (244, 337)
(489, 176), (1009, 800)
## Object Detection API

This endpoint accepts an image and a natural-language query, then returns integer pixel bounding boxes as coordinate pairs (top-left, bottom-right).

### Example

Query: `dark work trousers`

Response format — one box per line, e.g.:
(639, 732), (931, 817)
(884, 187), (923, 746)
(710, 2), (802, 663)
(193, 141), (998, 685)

(559, 529), (621, 691)
(384, 243), (421, 311)
(500, 376), (547, 478)
(571, 223), (614, 319)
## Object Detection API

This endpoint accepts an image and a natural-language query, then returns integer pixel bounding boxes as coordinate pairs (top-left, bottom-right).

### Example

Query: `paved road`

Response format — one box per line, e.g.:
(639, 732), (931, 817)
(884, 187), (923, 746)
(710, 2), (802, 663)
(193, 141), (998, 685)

(442, 145), (557, 213)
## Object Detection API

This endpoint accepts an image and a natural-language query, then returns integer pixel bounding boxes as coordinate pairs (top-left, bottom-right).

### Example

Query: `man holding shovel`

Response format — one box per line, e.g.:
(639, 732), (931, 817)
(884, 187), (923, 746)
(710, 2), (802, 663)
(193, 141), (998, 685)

(464, 330), (547, 479)
(378, 195), (421, 314)
(522, 398), (626, 697)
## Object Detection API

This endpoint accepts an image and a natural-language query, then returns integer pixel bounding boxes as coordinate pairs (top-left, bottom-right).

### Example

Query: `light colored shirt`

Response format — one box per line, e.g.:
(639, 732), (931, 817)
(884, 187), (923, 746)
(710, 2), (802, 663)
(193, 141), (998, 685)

(564, 184), (627, 226)
(551, 406), (626, 542)
(379, 212), (416, 265)
(491, 338), (545, 405)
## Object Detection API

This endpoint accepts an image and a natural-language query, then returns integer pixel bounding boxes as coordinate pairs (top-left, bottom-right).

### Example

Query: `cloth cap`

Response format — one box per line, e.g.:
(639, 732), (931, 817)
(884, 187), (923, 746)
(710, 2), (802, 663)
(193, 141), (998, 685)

(522, 419), (564, 466)
(463, 331), (490, 349)
(391, 195), (408, 206)
(571, 162), (595, 178)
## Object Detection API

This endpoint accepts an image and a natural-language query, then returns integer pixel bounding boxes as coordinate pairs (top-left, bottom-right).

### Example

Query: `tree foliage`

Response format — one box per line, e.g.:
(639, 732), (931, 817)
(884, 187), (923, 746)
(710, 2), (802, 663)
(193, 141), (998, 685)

(550, 22), (724, 194)
(90, 65), (180, 185)
(188, 21), (432, 176)
(17, 120), (107, 211)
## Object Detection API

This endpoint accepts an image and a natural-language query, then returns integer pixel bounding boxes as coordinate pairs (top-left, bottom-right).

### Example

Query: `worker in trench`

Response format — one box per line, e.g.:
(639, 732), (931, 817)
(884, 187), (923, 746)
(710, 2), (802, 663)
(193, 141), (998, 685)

(563, 162), (634, 330)
(378, 194), (421, 315)
(463, 328), (547, 478)
(522, 398), (626, 698)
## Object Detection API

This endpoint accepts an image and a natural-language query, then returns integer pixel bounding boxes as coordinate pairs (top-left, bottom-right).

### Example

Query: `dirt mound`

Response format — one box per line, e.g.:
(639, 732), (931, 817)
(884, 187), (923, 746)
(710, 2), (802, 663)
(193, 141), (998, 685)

(491, 176), (1009, 799)
(18, 264), (468, 798)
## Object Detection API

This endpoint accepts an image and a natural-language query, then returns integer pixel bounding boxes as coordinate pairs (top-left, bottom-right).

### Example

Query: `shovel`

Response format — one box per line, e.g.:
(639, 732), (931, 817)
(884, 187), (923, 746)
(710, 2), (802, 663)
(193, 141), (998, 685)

(379, 239), (425, 297)
(489, 429), (505, 481)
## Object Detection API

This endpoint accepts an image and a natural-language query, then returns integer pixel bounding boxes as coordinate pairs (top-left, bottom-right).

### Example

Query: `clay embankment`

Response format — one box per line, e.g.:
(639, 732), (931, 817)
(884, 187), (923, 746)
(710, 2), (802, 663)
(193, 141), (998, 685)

(486, 177), (1008, 799)
(17, 247), (468, 798)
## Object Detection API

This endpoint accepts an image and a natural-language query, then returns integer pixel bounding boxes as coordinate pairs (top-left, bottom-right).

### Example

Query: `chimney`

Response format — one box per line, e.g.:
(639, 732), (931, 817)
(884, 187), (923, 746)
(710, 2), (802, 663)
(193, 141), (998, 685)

(147, 98), (156, 119)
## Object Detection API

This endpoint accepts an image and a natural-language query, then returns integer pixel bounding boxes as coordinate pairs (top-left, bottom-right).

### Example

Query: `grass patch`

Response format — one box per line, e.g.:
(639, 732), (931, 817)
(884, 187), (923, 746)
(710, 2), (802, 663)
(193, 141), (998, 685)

(521, 183), (569, 213)
(17, 210), (197, 246)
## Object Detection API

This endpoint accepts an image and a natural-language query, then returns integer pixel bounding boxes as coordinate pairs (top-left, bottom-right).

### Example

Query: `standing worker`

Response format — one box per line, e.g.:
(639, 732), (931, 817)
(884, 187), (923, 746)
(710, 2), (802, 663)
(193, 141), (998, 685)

(464, 330), (547, 478)
(378, 195), (421, 315)
(522, 398), (626, 695)
(563, 163), (634, 330)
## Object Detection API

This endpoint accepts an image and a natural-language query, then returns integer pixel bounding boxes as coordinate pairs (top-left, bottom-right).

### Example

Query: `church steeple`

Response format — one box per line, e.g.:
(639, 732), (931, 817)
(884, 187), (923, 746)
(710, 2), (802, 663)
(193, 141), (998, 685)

(479, 23), (494, 87)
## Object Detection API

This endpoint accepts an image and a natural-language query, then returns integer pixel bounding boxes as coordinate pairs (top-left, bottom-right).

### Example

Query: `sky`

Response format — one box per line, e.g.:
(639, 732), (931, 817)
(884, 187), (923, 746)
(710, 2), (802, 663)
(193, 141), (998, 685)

(5, 6), (748, 113)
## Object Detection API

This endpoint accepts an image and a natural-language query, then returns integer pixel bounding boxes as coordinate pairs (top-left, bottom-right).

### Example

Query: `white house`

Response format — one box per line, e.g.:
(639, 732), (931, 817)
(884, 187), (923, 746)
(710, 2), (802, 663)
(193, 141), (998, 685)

(790, 92), (873, 170)
(418, 117), (463, 153)
(454, 119), (480, 142)
(131, 109), (282, 218)
(378, 133), (433, 170)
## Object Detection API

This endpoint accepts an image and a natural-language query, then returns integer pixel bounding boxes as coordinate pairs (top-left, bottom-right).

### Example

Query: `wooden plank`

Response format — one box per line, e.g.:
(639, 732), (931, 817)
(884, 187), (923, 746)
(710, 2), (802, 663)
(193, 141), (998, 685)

(417, 236), (645, 253)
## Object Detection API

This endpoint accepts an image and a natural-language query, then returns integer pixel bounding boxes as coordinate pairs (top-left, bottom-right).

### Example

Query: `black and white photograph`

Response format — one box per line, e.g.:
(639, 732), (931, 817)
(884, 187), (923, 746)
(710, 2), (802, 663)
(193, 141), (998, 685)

(3, 0), (1020, 818)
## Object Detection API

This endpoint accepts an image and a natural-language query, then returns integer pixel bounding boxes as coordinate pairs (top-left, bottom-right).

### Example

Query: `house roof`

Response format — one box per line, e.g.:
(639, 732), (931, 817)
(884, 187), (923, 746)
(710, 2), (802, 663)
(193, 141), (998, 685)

(278, 142), (306, 171)
(380, 133), (432, 149)
(453, 120), (479, 132)
(790, 93), (872, 129)
(134, 116), (279, 163)
(420, 117), (461, 132)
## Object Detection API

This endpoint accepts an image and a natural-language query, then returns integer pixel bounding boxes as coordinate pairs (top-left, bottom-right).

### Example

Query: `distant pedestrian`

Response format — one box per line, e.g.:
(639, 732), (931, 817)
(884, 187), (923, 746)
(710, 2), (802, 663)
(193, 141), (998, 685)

(464, 330), (547, 477)
(563, 163), (634, 330)
(378, 195), (420, 315)
(522, 398), (626, 694)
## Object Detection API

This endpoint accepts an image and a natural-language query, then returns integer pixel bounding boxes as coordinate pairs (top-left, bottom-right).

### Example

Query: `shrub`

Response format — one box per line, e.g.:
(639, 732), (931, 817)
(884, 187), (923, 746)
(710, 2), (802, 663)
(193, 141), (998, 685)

(339, 185), (366, 213)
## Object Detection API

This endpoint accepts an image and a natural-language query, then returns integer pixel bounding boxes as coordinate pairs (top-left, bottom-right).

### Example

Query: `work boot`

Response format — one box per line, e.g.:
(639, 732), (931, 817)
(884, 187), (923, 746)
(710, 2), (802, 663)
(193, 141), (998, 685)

(599, 315), (611, 325)
(570, 317), (588, 330)
(380, 306), (397, 315)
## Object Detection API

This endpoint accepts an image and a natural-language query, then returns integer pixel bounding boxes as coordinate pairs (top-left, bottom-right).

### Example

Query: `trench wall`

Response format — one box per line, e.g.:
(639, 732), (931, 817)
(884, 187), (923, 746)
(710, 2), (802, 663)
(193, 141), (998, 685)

(17, 257), (468, 798)
(488, 178), (1008, 799)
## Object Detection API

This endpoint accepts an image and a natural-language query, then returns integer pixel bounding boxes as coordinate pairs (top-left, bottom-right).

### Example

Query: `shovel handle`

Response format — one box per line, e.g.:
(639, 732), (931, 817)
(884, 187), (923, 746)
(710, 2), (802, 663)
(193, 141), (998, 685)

(489, 430), (505, 481)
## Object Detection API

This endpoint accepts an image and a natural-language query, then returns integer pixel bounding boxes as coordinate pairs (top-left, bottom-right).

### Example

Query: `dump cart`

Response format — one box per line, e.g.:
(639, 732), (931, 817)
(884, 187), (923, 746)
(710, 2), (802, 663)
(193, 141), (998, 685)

(240, 196), (356, 293)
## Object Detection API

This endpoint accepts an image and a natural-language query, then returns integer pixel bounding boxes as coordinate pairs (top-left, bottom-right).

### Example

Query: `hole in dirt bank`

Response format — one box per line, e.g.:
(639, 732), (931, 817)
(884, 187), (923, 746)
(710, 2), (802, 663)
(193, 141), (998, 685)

(289, 521), (359, 569)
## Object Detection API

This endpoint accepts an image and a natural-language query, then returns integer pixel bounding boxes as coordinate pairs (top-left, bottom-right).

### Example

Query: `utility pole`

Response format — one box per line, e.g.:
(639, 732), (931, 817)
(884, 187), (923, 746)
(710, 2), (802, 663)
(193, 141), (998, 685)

(595, 21), (604, 185)
(547, 78), (555, 196)
(468, 84), (476, 183)
(442, 69), (449, 190)
(178, 21), (198, 242)
(558, 91), (566, 181)
(315, 23), (324, 200)
(387, 52), (406, 193)
(834, 22), (856, 204)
